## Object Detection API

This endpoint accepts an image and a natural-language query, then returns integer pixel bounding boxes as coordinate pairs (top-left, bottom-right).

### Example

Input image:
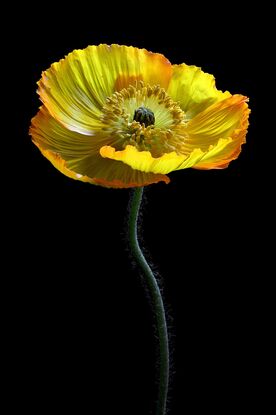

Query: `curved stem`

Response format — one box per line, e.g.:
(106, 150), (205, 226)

(128, 187), (169, 415)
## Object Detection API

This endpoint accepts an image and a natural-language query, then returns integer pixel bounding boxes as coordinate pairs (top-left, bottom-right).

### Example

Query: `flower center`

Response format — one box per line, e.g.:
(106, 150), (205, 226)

(101, 81), (188, 157)
(133, 106), (155, 127)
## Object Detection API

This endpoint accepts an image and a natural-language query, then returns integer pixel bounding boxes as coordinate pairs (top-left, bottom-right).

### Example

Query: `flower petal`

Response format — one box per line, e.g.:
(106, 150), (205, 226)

(113, 47), (172, 91)
(100, 145), (203, 174)
(38, 44), (172, 135)
(30, 107), (169, 188)
(30, 106), (104, 157)
(100, 139), (236, 174)
(185, 95), (250, 169)
(167, 64), (231, 118)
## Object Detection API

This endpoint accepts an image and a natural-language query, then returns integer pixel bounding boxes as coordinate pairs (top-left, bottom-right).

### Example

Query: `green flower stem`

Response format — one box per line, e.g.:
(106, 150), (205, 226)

(128, 187), (169, 415)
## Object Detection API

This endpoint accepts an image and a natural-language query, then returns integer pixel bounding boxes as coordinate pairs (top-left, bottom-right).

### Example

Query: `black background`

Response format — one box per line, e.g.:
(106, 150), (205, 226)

(9, 3), (262, 414)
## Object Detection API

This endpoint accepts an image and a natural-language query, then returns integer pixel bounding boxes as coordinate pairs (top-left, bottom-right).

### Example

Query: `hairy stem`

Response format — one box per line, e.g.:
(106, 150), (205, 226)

(128, 187), (169, 415)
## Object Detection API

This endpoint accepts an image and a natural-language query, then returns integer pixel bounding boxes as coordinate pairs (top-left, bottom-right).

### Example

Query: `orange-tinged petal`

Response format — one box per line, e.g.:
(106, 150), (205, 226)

(167, 64), (231, 118)
(34, 143), (96, 184)
(100, 139), (237, 174)
(184, 95), (250, 169)
(186, 95), (248, 146)
(38, 44), (172, 135)
(114, 74), (143, 91)
(30, 107), (169, 188)
(30, 106), (104, 158)
(113, 47), (172, 91)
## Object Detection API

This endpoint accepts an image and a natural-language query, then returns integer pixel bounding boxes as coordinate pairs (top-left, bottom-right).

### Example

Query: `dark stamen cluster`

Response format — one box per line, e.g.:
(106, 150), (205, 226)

(133, 106), (155, 127)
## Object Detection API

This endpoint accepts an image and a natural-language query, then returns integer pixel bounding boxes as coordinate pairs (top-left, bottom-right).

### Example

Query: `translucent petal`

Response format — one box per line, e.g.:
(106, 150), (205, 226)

(167, 64), (231, 118)
(38, 44), (172, 135)
(185, 95), (250, 169)
(30, 107), (169, 188)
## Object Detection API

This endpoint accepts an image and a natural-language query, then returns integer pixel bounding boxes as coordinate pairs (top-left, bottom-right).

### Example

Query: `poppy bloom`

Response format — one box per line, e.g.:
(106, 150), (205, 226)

(30, 44), (250, 188)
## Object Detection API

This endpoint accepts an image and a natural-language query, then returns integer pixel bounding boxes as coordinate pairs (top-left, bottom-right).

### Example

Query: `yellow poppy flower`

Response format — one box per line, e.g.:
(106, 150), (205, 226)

(30, 44), (250, 188)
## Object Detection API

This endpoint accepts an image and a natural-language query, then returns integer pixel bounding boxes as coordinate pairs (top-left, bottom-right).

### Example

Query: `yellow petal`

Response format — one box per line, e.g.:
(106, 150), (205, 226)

(38, 44), (172, 135)
(30, 105), (103, 158)
(113, 47), (172, 91)
(100, 139), (237, 174)
(34, 144), (95, 184)
(167, 64), (231, 118)
(185, 95), (250, 169)
(100, 144), (202, 174)
(100, 93), (249, 174)
(30, 107), (169, 188)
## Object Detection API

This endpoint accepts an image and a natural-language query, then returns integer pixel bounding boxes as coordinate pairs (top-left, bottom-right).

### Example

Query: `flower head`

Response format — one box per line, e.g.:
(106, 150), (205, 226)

(30, 44), (250, 188)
